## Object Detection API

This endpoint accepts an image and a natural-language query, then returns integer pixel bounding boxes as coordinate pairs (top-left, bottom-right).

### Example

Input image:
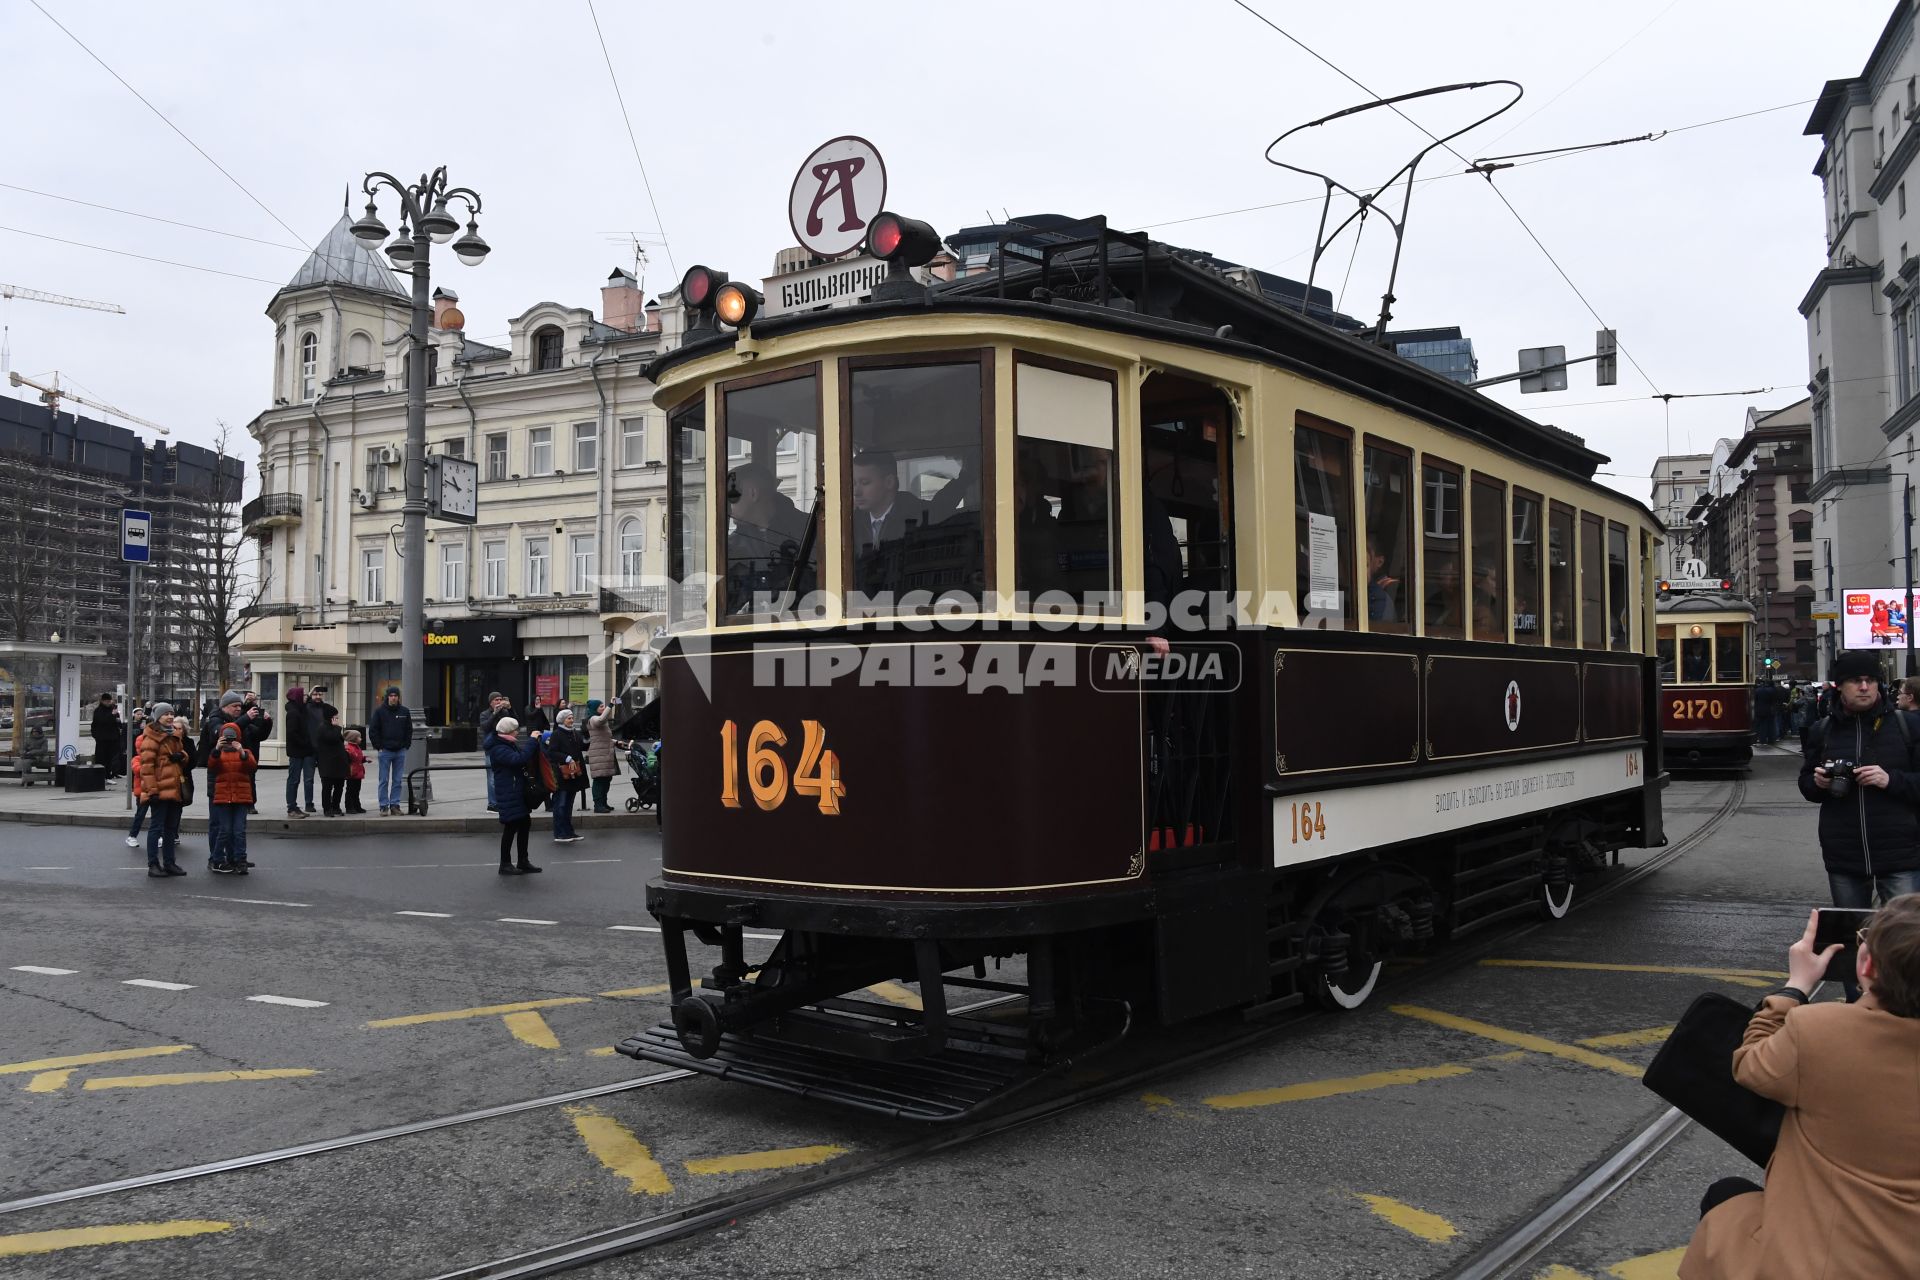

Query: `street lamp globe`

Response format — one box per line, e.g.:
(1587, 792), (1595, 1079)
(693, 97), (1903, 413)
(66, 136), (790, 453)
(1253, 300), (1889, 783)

(386, 223), (418, 265)
(419, 199), (461, 244)
(349, 200), (390, 243)
(452, 220), (491, 267)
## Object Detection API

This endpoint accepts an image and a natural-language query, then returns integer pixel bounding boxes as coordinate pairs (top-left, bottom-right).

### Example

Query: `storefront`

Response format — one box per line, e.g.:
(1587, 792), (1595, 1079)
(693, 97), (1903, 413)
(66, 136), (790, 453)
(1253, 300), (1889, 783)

(367, 619), (525, 742)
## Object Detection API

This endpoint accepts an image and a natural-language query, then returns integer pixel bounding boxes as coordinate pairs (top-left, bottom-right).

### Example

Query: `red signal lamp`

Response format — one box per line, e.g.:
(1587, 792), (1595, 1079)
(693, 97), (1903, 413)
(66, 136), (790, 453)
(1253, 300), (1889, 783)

(680, 265), (731, 333)
(715, 281), (762, 328)
(866, 212), (940, 268)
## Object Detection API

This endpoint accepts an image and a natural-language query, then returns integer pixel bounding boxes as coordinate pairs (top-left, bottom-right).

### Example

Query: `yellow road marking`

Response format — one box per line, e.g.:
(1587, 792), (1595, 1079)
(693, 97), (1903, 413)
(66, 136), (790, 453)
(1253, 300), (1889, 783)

(0, 1044), (191, 1076)
(1141, 1092), (1177, 1112)
(865, 981), (922, 1009)
(1579, 1025), (1676, 1049)
(1533, 1267), (1594, 1279)
(1608, 1247), (1687, 1278)
(83, 1069), (318, 1090)
(598, 984), (671, 998)
(0, 1220), (233, 1257)
(23, 1069), (75, 1093)
(500, 1011), (562, 1050)
(1207, 1063), (1476, 1111)
(685, 1144), (848, 1175)
(566, 1105), (673, 1195)
(1391, 1006), (1645, 1078)
(1354, 1193), (1459, 1242)
(1482, 958), (1785, 986)
(588, 1046), (619, 1057)
(366, 997), (592, 1027)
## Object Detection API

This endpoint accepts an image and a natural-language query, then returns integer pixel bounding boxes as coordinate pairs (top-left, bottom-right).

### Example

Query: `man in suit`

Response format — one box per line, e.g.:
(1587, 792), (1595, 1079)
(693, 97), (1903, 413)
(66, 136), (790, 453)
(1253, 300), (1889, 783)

(852, 450), (930, 598)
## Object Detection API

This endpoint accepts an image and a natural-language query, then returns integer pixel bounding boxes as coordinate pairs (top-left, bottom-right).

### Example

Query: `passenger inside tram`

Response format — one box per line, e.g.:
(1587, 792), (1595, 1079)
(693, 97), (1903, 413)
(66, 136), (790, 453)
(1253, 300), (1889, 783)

(1682, 637), (1712, 681)
(724, 461), (816, 614)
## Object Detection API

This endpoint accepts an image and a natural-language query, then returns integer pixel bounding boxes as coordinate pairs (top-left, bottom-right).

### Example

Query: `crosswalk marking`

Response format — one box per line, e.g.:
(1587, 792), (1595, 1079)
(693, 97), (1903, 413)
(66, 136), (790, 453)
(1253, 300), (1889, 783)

(247, 995), (329, 1009)
(10, 966), (76, 976)
(123, 979), (194, 991)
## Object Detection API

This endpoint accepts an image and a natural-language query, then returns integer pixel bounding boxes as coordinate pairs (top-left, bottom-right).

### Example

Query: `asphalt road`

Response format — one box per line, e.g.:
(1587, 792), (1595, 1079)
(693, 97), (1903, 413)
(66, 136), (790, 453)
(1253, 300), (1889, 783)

(0, 756), (1833, 1279)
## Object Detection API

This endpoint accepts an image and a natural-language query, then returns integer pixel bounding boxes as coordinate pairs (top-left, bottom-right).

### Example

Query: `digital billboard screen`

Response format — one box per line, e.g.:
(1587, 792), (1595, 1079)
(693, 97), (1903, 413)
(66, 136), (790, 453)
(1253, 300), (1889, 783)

(1841, 587), (1913, 650)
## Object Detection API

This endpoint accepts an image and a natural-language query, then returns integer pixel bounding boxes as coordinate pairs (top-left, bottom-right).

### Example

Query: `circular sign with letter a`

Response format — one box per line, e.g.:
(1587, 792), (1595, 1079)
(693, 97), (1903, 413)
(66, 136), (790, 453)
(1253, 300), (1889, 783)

(1503, 680), (1523, 733)
(789, 136), (887, 260)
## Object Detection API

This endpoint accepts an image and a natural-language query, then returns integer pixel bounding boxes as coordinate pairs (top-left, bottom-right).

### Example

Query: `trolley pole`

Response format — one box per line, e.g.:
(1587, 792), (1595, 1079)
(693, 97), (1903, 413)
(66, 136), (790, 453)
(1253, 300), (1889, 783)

(1906, 482), (1915, 680)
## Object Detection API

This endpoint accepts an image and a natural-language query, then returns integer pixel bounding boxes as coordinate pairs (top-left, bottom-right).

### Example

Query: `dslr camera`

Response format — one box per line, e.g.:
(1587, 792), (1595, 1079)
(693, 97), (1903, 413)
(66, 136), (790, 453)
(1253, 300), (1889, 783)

(1824, 759), (1858, 799)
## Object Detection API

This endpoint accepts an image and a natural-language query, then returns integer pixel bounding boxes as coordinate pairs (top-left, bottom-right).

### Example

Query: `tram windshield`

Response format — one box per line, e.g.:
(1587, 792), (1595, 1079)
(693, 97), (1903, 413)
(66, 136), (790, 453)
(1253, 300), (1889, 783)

(721, 372), (820, 619)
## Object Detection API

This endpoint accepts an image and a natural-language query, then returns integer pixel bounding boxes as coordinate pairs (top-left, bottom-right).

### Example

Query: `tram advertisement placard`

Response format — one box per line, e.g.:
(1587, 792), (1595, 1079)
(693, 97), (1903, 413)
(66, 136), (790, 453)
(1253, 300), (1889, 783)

(1841, 587), (1912, 650)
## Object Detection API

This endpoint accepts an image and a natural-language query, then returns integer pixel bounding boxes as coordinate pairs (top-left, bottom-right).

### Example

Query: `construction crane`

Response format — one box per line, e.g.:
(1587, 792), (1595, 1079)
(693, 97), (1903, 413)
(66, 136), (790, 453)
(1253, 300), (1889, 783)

(0, 282), (125, 378)
(7, 371), (168, 436)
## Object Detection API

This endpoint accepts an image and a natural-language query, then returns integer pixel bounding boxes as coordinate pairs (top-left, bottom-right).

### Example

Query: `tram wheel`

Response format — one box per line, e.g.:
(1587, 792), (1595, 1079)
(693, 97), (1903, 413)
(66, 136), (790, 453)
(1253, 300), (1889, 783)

(1315, 956), (1383, 1011)
(1540, 878), (1575, 920)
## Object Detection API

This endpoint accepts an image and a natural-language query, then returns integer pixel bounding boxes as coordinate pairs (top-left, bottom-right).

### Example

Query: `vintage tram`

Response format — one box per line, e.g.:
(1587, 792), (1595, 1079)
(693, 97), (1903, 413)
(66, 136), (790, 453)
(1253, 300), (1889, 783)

(1654, 580), (1756, 769)
(617, 219), (1666, 1119)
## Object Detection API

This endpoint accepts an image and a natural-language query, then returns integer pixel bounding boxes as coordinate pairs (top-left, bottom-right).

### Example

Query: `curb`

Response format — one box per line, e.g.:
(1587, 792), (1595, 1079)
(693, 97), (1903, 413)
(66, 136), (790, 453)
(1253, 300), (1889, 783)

(0, 809), (658, 837)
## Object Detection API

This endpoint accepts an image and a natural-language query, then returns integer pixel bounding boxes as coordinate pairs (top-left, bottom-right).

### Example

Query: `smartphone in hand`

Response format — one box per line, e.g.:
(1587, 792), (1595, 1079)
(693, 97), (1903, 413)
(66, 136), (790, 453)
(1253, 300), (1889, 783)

(1814, 907), (1875, 984)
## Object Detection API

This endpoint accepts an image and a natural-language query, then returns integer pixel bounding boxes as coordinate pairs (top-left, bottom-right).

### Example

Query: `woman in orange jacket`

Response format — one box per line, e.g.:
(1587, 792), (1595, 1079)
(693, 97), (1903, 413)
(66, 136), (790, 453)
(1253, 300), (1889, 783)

(136, 704), (192, 876)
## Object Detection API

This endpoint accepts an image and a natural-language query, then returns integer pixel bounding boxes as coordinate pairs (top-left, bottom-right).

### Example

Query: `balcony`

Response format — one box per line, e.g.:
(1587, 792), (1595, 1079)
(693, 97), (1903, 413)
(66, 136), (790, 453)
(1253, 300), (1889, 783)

(239, 602), (303, 619)
(242, 492), (304, 534)
(600, 585), (670, 616)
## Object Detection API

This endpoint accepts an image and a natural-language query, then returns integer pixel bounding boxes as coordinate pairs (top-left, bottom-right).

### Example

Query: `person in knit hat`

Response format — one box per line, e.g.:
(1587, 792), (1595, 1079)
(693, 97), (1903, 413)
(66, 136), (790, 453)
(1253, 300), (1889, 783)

(206, 722), (257, 874)
(201, 690), (249, 862)
(584, 698), (622, 813)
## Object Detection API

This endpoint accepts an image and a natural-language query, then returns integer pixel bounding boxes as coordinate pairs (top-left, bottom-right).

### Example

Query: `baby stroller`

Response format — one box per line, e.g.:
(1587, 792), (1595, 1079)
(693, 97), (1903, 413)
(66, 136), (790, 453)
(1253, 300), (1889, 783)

(624, 739), (661, 812)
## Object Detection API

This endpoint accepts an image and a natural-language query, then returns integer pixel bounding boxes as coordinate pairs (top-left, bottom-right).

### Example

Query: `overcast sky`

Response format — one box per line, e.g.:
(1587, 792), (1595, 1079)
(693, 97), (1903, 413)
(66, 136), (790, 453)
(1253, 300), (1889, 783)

(0, 0), (1897, 503)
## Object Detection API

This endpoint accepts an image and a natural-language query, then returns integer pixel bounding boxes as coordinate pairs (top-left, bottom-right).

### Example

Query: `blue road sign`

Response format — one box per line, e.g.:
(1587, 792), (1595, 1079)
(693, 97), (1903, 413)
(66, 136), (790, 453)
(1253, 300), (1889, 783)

(121, 508), (152, 563)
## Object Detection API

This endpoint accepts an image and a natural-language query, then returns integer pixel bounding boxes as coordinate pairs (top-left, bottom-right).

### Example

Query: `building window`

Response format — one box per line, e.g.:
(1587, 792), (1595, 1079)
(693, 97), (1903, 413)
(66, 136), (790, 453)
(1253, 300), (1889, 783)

(573, 421), (598, 473)
(1790, 481), (1810, 504)
(525, 536), (550, 595)
(618, 516), (644, 587)
(485, 432), (507, 482)
(482, 539), (506, 598)
(440, 541), (465, 600)
(569, 533), (596, 594)
(442, 437), (466, 460)
(528, 426), (553, 476)
(1794, 592), (1812, 622)
(300, 332), (317, 401)
(620, 416), (646, 468)
(361, 547), (385, 603)
(1794, 559), (1813, 582)
(365, 446), (387, 495)
(727, 433), (750, 462)
(348, 330), (373, 370)
(533, 325), (563, 371)
(1813, 398), (1831, 475)
(1903, 183), (1910, 218)
(1792, 521), (1811, 543)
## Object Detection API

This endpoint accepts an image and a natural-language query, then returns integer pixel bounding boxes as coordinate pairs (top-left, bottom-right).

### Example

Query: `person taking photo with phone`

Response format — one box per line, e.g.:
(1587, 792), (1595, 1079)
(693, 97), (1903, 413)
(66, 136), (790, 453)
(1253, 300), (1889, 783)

(1680, 897), (1920, 1279)
(1799, 652), (1920, 992)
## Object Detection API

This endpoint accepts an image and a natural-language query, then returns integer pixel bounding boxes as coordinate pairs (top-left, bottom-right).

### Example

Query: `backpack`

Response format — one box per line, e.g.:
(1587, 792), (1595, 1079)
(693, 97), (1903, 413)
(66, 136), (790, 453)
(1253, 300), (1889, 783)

(1807, 709), (1920, 765)
(523, 746), (558, 808)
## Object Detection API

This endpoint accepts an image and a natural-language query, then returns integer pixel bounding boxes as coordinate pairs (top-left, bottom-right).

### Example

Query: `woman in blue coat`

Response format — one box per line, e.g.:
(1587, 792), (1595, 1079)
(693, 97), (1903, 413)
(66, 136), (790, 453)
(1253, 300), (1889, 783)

(484, 717), (543, 876)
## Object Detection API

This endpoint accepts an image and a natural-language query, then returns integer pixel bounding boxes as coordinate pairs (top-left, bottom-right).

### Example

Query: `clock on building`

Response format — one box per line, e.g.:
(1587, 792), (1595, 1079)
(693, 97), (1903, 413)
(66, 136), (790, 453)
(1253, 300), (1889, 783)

(427, 454), (479, 524)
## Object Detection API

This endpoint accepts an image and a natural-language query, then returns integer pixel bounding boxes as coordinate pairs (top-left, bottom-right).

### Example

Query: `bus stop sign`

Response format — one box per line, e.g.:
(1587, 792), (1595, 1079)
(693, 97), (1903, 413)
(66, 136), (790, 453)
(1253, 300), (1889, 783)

(121, 509), (151, 563)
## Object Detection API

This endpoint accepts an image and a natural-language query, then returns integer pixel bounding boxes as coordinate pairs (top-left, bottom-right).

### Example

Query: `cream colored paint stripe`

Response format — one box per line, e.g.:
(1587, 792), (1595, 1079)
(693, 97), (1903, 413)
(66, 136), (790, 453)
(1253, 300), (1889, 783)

(0, 1220), (233, 1257)
(82, 1069), (317, 1090)
(1391, 1005), (1644, 1078)
(0, 1044), (190, 1075)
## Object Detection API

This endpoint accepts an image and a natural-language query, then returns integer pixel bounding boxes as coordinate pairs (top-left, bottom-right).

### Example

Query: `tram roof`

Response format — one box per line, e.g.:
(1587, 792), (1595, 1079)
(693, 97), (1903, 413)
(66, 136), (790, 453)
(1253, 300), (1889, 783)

(648, 231), (1653, 516)
(1656, 589), (1754, 615)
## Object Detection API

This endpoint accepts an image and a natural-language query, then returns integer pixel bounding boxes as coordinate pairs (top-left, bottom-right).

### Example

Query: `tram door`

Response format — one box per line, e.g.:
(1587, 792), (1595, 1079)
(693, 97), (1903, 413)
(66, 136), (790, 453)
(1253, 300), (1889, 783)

(1139, 372), (1236, 856)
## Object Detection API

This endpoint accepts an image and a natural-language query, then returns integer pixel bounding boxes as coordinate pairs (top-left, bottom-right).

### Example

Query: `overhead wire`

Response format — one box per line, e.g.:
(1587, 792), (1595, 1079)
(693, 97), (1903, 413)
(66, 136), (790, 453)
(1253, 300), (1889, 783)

(585, 0), (677, 280)
(1477, 0), (1684, 149)
(1227, 0), (1664, 393)
(0, 224), (281, 285)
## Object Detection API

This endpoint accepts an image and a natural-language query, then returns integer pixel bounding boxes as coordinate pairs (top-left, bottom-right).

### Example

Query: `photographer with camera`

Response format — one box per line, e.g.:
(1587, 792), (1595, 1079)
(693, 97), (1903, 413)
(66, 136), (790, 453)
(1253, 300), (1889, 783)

(1800, 652), (1920, 997)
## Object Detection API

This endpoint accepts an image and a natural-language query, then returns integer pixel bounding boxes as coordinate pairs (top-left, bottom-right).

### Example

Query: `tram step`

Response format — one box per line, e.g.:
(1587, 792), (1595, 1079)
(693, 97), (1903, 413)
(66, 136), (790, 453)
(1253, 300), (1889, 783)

(617, 1022), (1048, 1122)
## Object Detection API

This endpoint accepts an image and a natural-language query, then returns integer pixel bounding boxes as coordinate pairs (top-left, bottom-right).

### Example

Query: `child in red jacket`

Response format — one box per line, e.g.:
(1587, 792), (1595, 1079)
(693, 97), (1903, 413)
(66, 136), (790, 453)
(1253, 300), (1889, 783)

(344, 730), (368, 815)
(206, 724), (258, 874)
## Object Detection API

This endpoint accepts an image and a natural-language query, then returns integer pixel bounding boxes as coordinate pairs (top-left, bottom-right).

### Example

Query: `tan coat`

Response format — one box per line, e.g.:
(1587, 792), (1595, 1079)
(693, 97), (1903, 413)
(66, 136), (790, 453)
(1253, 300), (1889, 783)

(1681, 995), (1920, 1280)
(135, 724), (189, 803)
(585, 709), (621, 779)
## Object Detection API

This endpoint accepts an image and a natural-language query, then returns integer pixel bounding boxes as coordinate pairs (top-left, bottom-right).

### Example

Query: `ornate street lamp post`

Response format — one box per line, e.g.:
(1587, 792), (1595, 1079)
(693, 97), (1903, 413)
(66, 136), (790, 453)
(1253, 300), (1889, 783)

(348, 168), (489, 801)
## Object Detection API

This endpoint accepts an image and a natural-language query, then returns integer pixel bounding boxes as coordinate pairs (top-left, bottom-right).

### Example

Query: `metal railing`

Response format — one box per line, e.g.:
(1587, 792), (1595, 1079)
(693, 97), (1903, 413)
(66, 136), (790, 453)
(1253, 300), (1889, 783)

(241, 492), (304, 528)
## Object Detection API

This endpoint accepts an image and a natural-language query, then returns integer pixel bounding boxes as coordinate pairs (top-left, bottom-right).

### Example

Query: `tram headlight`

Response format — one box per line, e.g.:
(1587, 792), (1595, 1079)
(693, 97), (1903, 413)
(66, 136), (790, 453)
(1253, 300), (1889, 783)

(866, 212), (941, 268)
(715, 281), (762, 329)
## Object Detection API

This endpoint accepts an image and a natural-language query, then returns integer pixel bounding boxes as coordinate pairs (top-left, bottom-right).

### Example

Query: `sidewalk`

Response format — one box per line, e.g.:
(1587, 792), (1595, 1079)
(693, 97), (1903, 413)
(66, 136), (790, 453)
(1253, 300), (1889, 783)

(0, 754), (657, 836)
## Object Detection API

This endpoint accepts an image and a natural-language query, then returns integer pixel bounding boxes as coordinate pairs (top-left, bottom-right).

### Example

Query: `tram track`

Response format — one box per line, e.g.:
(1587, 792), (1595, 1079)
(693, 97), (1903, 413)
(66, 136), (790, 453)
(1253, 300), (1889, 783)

(422, 777), (1751, 1280)
(2, 778), (1746, 1275)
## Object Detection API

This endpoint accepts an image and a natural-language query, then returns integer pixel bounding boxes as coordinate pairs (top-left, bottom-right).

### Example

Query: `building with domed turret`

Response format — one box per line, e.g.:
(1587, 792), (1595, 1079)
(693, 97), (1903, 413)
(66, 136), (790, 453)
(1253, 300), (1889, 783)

(238, 203), (687, 757)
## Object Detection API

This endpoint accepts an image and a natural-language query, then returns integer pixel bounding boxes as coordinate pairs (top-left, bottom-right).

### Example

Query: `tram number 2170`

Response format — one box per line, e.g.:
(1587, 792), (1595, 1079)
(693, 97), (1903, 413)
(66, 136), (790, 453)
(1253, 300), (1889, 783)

(720, 719), (846, 815)
(1669, 698), (1725, 721)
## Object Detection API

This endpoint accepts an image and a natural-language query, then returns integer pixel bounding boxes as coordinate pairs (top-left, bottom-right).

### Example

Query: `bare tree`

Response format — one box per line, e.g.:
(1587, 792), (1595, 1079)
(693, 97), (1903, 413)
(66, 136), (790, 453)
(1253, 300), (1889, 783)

(0, 457), (51, 642)
(163, 422), (258, 698)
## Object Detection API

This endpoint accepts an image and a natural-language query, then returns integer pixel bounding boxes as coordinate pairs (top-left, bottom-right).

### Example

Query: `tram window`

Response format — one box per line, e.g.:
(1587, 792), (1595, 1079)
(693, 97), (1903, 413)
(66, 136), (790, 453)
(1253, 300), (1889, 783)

(1295, 417), (1353, 629)
(1422, 461), (1463, 639)
(720, 370), (820, 620)
(1470, 476), (1507, 642)
(1607, 523), (1631, 651)
(667, 398), (707, 626)
(1681, 632), (1711, 681)
(1512, 491), (1544, 645)
(1656, 627), (1676, 681)
(1579, 513), (1605, 650)
(1362, 439), (1411, 633)
(1014, 358), (1117, 613)
(846, 355), (989, 613)
(1548, 504), (1575, 646)
(1716, 631), (1745, 683)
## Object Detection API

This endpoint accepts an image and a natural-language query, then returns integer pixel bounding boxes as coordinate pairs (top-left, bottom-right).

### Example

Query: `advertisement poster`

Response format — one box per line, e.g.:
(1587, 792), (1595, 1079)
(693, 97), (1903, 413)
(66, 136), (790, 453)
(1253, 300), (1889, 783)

(533, 674), (561, 707)
(1842, 587), (1913, 649)
(567, 673), (590, 704)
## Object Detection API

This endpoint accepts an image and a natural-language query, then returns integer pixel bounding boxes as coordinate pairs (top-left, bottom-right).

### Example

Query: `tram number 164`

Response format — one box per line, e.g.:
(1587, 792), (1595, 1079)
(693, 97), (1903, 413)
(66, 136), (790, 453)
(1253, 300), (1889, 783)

(720, 719), (846, 815)
(1669, 698), (1724, 721)
(1287, 800), (1327, 844)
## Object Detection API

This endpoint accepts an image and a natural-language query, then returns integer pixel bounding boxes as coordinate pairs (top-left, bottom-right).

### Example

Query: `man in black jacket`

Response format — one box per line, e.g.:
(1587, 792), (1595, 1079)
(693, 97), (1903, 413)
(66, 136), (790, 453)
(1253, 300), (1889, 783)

(367, 686), (413, 816)
(477, 691), (510, 812)
(90, 694), (123, 777)
(1799, 651), (1920, 942)
(283, 686), (327, 817)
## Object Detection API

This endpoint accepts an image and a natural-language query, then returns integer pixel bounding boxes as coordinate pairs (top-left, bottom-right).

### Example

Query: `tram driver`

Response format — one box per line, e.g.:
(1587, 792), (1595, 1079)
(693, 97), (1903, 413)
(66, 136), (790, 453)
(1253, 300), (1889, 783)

(852, 449), (931, 598)
(726, 462), (815, 611)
